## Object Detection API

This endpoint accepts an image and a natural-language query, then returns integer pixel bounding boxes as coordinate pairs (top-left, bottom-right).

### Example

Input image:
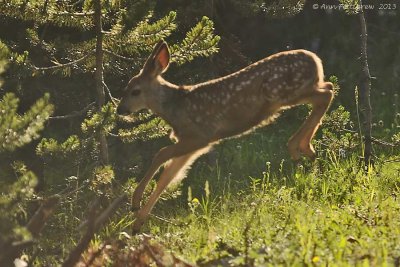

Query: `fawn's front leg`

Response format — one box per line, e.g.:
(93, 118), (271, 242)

(131, 139), (208, 212)
(287, 84), (334, 160)
(132, 147), (210, 233)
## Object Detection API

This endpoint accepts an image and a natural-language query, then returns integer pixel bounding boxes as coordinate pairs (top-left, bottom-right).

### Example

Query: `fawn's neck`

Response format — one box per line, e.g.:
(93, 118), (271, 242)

(147, 76), (190, 118)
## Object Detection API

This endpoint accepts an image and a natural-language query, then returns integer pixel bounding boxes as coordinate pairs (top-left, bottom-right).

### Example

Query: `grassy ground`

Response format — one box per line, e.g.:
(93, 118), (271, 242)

(116, 126), (400, 266)
(33, 107), (400, 266)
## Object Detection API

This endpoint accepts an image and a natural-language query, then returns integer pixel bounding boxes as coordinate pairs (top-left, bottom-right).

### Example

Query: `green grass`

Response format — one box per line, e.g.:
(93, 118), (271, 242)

(31, 108), (400, 266)
(129, 129), (400, 266)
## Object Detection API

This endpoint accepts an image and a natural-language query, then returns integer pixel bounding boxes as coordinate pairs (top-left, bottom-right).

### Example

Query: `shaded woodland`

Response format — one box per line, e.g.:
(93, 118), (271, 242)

(1, 0), (399, 266)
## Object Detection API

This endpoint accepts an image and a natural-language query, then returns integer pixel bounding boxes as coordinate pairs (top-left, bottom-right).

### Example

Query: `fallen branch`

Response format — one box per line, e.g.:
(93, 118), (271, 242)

(63, 194), (128, 267)
(62, 198), (100, 267)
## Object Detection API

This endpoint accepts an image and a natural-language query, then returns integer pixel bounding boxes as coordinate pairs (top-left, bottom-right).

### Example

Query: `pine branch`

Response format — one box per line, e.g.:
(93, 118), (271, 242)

(171, 16), (220, 65)
(104, 11), (177, 57)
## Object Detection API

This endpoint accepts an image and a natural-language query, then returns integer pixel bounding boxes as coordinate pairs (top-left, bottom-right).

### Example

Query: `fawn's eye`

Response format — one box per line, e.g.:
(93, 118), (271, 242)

(131, 90), (141, 96)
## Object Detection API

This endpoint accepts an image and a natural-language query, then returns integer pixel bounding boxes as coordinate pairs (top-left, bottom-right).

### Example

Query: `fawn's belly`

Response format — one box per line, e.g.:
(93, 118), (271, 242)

(206, 99), (279, 141)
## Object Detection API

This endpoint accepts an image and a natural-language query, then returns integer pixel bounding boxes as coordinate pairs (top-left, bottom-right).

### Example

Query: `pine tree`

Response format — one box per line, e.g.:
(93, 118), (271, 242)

(0, 40), (54, 266)
(0, 0), (220, 169)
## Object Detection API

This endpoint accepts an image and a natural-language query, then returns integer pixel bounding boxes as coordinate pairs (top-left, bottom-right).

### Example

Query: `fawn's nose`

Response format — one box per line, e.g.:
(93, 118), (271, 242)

(116, 105), (130, 115)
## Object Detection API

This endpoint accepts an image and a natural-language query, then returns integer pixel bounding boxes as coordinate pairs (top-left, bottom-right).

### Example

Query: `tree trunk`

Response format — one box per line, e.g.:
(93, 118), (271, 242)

(94, 0), (109, 165)
(358, 1), (373, 167)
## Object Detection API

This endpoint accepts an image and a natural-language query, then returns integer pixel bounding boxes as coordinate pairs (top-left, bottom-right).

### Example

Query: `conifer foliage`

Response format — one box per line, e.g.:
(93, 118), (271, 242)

(0, 0), (220, 163)
(0, 41), (53, 152)
(0, 41), (54, 266)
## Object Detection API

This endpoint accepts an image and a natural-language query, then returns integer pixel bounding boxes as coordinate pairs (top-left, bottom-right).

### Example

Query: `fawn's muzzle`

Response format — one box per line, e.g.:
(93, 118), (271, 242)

(116, 105), (130, 115)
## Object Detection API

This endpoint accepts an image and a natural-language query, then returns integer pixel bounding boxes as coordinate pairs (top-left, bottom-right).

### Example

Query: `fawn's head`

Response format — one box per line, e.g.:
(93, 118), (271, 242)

(117, 41), (170, 115)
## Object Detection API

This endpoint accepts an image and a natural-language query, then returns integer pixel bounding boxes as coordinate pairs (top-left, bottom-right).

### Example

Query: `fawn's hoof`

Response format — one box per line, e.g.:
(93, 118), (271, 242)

(299, 143), (316, 161)
(288, 144), (317, 161)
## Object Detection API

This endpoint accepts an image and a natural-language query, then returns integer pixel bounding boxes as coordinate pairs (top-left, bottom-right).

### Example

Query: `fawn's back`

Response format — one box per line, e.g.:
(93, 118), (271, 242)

(169, 49), (325, 142)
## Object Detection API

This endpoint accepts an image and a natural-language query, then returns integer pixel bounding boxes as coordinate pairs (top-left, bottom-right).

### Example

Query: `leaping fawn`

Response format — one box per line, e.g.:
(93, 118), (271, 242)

(117, 40), (334, 232)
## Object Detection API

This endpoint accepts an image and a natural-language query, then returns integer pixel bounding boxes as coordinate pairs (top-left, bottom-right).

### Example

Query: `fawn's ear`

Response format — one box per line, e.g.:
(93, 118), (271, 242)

(144, 41), (170, 76)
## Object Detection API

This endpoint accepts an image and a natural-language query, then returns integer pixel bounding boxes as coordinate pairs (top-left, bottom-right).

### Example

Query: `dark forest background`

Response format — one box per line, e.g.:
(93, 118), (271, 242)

(0, 0), (399, 266)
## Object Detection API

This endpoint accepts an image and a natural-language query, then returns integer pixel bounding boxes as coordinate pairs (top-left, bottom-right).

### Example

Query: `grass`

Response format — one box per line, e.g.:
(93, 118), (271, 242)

(128, 128), (400, 266)
(32, 107), (400, 266)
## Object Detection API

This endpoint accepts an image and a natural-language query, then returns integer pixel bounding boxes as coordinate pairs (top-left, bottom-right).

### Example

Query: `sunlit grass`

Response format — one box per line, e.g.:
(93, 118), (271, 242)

(136, 129), (400, 266)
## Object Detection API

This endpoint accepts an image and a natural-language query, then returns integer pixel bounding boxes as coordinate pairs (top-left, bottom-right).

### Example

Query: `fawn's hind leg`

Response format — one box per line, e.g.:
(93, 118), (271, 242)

(287, 83), (334, 160)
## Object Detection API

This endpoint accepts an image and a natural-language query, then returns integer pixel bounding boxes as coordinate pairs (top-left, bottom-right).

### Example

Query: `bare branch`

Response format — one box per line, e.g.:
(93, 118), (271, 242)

(150, 213), (184, 227)
(55, 11), (95, 16)
(32, 51), (94, 71)
(78, 194), (128, 231)
(371, 137), (399, 147)
(49, 102), (95, 120)
(104, 49), (136, 62)
(343, 128), (399, 147)
(94, 194), (128, 228)
(26, 195), (60, 237)
(103, 81), (119, 107)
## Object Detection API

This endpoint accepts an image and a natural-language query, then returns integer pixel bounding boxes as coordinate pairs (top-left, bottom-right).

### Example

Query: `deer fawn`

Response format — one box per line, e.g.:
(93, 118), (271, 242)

(117, 40), (334, 232)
